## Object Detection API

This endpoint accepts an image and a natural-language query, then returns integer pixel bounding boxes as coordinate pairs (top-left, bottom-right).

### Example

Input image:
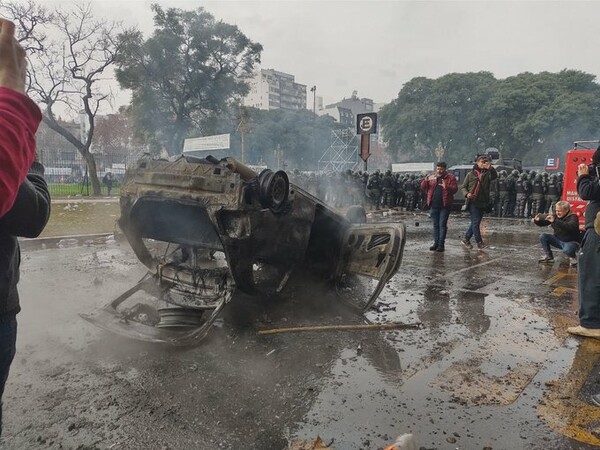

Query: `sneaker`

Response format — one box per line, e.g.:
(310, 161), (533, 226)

(477, 242), (488, 250)
(569, 257), (578, 266)
(461, 239), (473, 249)
(538, 255), (554, 263)
(567, 325), (600, 338)
(435, 245), (445, 252)
(429, 245), (438, 251)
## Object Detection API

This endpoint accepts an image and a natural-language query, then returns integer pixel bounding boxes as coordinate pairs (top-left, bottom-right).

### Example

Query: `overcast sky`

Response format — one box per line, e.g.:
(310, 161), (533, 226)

(30, 1), (600, 108)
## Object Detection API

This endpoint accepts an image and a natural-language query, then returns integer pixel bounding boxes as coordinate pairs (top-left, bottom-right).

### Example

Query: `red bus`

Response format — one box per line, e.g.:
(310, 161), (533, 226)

(562, 140), (597, 229)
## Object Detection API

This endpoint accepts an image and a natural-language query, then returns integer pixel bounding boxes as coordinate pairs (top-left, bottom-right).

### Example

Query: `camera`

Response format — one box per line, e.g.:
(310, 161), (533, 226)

(578, 163), (599, 178)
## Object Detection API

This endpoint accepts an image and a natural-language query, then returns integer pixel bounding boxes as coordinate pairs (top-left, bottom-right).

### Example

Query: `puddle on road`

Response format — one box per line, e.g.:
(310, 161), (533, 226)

(291, 287), (581, 449)
(290, 259), (590, 450)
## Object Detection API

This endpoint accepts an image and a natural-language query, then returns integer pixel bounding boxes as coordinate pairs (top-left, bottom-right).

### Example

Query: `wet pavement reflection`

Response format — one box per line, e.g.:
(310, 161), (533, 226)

(3, 213), (599, 449)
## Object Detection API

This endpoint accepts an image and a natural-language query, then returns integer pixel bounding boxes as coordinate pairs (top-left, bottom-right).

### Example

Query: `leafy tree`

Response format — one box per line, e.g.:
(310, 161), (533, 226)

(380, 72), (496, 164)
(484, 70), (600, 163)
(200, 107), (344, 170)
(244, 108), (343, 170)
(115, 4), (262, 155)
(381, 70), (600, 166)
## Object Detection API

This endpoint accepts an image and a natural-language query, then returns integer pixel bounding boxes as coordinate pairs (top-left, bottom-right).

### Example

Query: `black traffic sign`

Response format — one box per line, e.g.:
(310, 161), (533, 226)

(356, 113), (378, 135)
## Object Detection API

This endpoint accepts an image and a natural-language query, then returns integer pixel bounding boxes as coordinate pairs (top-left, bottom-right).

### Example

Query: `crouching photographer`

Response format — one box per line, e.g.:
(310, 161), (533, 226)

(533, 201), (580, 265)
(567, 148), (600, 338)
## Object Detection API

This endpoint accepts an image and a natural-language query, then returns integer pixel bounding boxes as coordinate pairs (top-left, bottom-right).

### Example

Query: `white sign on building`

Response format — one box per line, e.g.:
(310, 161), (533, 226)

(391, 162), (434, 173)
(45, 167), (72, 176)
(110, 163), (127, 174)
(183, 134), (231, 153)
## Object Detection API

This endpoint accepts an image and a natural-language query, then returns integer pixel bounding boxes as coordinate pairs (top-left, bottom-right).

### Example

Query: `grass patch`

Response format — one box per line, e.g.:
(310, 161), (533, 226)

(41, 201), (120, 238)
(47, 183), (120, 197)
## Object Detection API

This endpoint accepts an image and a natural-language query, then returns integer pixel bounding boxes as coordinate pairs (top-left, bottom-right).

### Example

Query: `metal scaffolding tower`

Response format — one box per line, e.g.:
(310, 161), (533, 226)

(318, 128), (359, 172)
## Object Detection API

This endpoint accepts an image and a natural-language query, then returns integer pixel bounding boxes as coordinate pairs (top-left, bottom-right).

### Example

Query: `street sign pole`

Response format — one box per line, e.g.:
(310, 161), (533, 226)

(361, 135), (370, 171)
(356, 113), (377, 173)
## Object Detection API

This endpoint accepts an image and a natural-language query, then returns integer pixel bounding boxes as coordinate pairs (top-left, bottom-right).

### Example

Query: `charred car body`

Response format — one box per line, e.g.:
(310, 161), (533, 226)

(81, 155), (406, 346)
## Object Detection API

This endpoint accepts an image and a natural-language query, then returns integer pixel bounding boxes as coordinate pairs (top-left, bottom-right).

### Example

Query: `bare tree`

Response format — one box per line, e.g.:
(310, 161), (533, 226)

(0, 0), (50, 52)
(1, 1), (128, 195)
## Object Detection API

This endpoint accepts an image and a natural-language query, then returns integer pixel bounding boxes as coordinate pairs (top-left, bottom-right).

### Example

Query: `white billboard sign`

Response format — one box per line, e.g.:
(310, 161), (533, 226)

(45, 167), (72, 176)
(391, 162), (434, 173)
(183, 133), (231, 153)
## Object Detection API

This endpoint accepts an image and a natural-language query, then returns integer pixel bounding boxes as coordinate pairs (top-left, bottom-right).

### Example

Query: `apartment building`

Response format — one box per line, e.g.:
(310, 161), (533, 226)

(243, 69), (307, 111)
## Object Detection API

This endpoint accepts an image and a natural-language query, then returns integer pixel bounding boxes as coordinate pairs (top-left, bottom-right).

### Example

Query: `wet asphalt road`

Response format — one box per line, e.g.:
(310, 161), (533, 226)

(2, 212), (599, 450)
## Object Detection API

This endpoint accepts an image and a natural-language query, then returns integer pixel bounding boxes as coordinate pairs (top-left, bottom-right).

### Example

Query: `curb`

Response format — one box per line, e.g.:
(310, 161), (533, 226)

(20, 233), (115, 251)
(51, 197), (119, 204)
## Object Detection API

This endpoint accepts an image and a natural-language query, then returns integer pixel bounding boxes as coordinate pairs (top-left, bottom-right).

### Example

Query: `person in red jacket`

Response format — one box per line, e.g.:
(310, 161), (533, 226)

(0, 18), (39, 217)
(420, 162), (458, 252)
(0, 18), (47, 437)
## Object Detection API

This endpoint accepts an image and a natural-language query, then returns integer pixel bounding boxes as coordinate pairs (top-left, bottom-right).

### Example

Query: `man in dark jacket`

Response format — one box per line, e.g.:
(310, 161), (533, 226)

(460, 155), (498, 250)
(533, 201), (580, 265)
(0, 18), (48, 436)
(0, 163), (49, 436)
(420, 162), (458, 252)
(567, 149), (600, 339)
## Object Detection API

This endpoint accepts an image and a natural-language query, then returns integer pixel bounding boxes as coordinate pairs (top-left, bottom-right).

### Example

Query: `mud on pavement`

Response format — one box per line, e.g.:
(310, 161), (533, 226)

(2, 213), (599, 450)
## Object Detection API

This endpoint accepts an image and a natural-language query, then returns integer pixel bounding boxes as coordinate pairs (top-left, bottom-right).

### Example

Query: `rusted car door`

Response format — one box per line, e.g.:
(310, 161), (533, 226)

(336, 222), (406, 311)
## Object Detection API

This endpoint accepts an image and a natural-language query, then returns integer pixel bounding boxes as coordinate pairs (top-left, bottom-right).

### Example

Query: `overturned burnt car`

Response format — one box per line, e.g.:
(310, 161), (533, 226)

(81, 155), (406, 346)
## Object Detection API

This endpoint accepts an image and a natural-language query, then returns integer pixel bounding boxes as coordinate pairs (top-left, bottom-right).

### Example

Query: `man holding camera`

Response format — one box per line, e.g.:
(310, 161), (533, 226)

(533, 201), (580, 265)
(420, 161), (458, 252)
(567, 149), (600, 338)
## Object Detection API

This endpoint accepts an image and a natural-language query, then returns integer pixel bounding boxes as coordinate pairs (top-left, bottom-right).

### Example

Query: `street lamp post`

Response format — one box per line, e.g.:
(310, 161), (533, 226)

(310, 85), (316, 114)
(237, 104), (251, 163)
(275, 144), (283, 170)
(434, 142), (445, 162)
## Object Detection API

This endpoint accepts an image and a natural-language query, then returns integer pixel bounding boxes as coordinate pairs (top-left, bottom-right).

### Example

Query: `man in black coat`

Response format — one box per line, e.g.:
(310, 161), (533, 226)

(0, 161), (50, 435)
(568, 148), (600, 338)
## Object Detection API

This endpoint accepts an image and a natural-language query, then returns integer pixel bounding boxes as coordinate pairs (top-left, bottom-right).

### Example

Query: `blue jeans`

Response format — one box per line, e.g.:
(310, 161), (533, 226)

(578, 230), (600, 328)
(0, 315), (17, 438)
(430, 207), (450, 247)
(539, 233), (579, 258)
(464, 202), (484, 243)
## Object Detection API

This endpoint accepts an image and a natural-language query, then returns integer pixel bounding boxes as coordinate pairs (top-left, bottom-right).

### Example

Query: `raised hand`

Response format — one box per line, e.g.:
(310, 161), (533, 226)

(0, 19), (27, 93)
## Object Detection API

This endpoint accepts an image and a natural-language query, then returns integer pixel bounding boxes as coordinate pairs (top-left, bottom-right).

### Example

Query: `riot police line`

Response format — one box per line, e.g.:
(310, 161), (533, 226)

(288, 168), (564, 216)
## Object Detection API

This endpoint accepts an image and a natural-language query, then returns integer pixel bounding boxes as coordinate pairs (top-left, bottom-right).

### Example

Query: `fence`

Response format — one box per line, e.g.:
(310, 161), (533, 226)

(39, 153), (142, 198)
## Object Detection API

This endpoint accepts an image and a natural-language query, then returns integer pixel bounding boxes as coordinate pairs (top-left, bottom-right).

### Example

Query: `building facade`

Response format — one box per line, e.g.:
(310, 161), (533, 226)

(243, 69), (307, 111)
(316, 105), (354, 127)
(324, 90), (374, 118)
(316, 90), (375, 127)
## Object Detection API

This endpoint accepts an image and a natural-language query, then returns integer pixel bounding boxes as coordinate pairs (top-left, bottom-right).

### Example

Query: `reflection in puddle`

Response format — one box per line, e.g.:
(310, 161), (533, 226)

(292, 287), (571, 449)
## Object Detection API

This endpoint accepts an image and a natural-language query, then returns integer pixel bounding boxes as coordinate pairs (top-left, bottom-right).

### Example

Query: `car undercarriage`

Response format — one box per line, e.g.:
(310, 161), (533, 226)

(81, 155), (406, 345)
